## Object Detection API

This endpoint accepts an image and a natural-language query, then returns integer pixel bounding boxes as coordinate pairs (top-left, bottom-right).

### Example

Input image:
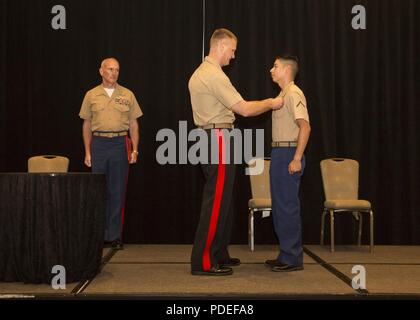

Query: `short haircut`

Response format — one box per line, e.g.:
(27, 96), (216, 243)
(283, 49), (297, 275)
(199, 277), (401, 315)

(210, 28), (237, 47)
(101, 57), (119, 69)
(277, 54), (299, 79)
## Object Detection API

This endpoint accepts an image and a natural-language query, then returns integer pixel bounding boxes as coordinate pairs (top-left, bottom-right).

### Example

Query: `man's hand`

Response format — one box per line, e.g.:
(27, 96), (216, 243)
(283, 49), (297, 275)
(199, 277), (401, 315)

(288, 159), (301, 174)
(84, 154), (91, 167)
(271, 96), (284, 110)
(130, 151), (138, 164)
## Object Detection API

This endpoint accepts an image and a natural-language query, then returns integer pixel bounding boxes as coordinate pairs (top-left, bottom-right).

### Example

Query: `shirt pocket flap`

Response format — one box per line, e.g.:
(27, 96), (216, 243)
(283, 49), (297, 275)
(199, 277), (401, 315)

(114, 104), (130, 112)
(91, 104), (106, 111)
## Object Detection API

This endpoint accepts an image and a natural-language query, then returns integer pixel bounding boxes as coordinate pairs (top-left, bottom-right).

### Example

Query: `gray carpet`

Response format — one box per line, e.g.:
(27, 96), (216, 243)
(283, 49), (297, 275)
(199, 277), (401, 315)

(85, 263), (353, 296)
(1, 245), (420, 298)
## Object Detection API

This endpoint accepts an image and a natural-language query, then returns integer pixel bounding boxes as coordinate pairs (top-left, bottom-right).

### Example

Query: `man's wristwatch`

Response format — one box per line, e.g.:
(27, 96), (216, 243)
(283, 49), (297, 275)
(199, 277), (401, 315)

(132, 150), (139, 155)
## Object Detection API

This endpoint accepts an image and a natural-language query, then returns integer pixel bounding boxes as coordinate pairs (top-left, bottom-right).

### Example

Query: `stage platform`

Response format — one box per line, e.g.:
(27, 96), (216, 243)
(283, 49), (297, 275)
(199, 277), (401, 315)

(1, 245), (420, 299)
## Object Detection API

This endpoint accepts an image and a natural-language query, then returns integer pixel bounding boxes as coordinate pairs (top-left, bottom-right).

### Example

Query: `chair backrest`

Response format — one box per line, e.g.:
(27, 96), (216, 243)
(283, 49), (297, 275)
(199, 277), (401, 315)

(248, 158), (271, 199)
(320, 158), (359, 200)
(28, 155), (69, 173)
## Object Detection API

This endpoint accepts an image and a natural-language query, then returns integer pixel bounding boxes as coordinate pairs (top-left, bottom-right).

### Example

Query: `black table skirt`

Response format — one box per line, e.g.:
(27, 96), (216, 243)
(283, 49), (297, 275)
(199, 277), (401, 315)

(0, 173), (106, 284)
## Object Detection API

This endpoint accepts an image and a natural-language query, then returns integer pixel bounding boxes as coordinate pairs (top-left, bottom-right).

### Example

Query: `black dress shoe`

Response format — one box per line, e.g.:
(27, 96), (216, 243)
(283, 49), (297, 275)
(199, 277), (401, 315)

(191, 266), (233, 276)
(111, 239), (124, 250)
(103, 241), (112, 248)
(265, 259), (287, 268)
(219, 258), (241, 267)
(271, 264), (304, 272)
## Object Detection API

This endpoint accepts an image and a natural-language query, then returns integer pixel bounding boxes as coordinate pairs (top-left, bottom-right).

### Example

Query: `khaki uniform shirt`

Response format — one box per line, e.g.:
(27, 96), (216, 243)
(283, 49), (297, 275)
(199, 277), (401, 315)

(188, 56), (243, 126)
(79, 84), (143, 132)
(272, 81), (309, 142)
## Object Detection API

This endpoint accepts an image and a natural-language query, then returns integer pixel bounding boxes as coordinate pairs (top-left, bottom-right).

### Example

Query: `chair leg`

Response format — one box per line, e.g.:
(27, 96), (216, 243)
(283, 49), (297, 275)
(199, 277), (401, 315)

(330, 210), (335, 252)
(370, 210), (374, 254)
(357, 212), (362, 246)
(248, 209), (251, 250)
(320, 208), (327, 245)
(248, 209), (255, 252)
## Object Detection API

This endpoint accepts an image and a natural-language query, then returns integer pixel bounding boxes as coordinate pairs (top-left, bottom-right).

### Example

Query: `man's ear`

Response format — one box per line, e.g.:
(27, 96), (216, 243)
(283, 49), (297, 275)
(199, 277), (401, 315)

(215, 41), (221, 53)
(99, 67), (103, 76)
(218, 40), (226, 54)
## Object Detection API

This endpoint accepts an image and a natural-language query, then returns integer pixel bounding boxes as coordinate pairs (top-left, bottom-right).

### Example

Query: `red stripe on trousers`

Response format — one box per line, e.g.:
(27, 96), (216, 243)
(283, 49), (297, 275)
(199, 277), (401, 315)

(202, 129), (226, 271)
(121, 136), (131, 233)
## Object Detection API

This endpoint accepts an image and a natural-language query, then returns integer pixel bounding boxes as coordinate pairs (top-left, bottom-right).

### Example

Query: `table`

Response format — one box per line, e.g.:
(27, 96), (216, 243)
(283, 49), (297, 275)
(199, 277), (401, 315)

(0, 173), (106, 284)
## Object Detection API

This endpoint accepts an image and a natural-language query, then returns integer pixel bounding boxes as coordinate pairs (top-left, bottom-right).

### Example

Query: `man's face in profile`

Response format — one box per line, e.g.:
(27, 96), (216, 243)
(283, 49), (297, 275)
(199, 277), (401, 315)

(220, 38), (237, 67)
(270, 59), (286, 84)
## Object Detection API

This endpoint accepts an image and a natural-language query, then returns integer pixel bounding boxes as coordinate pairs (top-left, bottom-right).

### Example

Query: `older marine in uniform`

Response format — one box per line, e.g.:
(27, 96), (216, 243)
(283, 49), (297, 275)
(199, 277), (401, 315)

(79, 57), (143, 250)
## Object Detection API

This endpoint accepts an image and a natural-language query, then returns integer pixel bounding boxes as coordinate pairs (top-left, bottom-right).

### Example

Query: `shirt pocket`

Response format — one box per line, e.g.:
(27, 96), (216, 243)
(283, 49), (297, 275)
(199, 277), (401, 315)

(91, 104), (106, 112)
(90, 99), (105, 124)
(113, 104), (130, 112)
(272, 108), (286, 121)
(90, 103), (106, 122)
(113, 104), (130, 123)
